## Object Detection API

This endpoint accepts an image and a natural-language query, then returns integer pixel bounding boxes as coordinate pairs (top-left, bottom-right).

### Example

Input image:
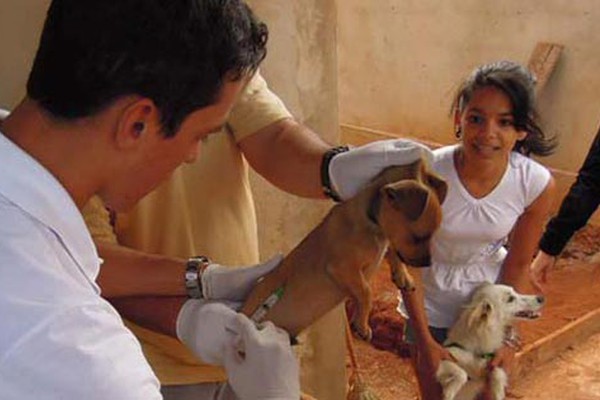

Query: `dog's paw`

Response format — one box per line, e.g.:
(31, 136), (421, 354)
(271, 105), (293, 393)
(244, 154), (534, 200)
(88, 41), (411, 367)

(352, 321), (372, 342)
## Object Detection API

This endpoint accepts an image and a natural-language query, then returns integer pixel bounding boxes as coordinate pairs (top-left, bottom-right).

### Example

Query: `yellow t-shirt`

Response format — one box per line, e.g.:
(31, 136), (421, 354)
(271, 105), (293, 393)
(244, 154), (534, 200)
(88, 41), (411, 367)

(83, 73), (292, 385)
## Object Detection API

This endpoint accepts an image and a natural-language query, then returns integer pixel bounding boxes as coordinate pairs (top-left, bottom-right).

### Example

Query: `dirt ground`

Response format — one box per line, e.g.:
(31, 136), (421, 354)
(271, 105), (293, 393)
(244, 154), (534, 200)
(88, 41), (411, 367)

(348, 225), (600, 400)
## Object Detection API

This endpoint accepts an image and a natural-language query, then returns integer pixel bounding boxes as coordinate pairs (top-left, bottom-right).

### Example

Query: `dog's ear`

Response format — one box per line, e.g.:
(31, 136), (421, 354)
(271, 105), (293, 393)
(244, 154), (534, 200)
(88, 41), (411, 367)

(383, 181), (429, 221)
(467, 300), (494, 328)
(425, 171), (447, 204)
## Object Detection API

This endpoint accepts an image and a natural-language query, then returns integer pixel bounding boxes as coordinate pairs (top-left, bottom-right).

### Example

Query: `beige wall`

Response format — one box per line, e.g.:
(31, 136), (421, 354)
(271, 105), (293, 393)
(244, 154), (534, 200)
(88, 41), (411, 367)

(338, 0), (600, 174)
(247, 1), (338, 257)
(0, 0), (49, 109)
(0, 1), (339, 259)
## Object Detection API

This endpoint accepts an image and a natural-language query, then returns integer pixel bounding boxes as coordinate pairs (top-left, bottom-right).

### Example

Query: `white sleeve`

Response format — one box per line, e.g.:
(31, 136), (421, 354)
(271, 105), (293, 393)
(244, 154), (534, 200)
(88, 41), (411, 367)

(522, 157), (552, 207)
(0, 304), (162, 400)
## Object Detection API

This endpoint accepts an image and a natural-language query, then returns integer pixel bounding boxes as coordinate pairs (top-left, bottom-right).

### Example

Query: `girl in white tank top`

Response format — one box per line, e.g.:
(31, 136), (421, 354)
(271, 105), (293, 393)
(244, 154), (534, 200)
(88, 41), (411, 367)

(398, 61), (557, 400)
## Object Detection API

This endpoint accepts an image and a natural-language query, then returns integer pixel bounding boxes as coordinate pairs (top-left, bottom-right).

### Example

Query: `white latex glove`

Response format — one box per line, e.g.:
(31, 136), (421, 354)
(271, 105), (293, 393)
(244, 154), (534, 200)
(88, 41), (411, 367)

(202, 254), (283, 302)
(224, 314), (300, 400)
(176, 299), (242, 366)
(328, 139), (434, 200)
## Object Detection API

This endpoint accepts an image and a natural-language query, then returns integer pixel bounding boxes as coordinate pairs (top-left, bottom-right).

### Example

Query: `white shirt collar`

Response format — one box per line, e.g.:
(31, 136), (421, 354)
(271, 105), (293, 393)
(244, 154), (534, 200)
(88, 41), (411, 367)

(0, 131), (100, 286)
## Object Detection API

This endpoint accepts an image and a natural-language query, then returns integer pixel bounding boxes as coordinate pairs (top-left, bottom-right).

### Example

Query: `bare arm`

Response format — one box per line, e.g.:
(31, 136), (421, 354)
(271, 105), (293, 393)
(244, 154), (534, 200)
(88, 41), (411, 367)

(96, 241), (186, 298)
(400, 267), (438, 349)
(239, 118), (331, 199)
(491, 177), (556, 374)
(399, 265), (449, 400)
(500, 177), (556, 292)
(93, 241), (188, 338)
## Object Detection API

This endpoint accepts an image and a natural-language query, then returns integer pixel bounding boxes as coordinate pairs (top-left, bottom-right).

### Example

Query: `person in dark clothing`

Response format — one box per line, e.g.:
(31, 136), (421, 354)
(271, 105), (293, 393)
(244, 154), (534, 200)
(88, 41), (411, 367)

(530, 127), (600, 290)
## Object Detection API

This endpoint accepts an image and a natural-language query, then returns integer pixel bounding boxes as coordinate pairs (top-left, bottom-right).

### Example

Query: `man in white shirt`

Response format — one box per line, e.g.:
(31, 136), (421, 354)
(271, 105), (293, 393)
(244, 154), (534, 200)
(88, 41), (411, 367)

(0, 0), (300, 399)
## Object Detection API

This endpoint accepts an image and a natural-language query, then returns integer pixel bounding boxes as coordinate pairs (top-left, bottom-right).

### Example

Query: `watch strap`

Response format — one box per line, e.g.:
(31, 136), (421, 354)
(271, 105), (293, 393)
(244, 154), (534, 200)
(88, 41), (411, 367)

(321, 145), (350, 202)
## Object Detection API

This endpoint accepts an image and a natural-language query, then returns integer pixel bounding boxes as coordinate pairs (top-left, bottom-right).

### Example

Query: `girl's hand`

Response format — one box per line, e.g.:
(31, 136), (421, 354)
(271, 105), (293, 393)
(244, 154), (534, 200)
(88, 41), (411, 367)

(417, 337), (455, 379)
(415, 338), (455, 400)
(489, 344), (516, 373)
(478, 345), (517, 400)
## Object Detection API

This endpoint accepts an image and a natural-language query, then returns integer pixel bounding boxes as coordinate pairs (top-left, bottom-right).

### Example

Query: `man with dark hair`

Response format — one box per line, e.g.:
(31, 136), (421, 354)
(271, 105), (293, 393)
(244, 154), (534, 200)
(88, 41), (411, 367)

(74, 2), (435, 397)
(0, 1), (300, 399)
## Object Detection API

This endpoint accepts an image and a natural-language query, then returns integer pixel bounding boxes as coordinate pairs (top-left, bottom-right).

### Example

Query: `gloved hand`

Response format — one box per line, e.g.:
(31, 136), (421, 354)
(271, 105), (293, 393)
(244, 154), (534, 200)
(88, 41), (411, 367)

(176, 299), (242, 366)
(202, 254), (283, 302)
(224, 314), (300, 400)
(328, 139), (433, 200)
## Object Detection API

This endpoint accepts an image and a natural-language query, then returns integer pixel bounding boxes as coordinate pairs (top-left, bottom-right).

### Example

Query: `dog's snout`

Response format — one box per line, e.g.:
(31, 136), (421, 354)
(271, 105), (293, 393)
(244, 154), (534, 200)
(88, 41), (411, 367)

(536, 295), (545, 304)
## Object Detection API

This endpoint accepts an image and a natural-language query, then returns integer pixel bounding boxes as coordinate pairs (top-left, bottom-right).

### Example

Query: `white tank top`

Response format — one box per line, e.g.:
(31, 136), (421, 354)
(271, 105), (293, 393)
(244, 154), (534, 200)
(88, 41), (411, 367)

(399, 145), (551, 328)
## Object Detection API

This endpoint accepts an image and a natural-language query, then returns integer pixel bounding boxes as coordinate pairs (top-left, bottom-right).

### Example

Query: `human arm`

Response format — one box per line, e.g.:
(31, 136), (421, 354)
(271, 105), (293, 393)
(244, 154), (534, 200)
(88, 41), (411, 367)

(240, 116), (434, 201)
(500, 176), (556, 293)
(539, 129), (600, 257)
(99, 248), (282, 339)
(531, 129), (600, 290)
(397, 263), (452, 398)
(239, 117), (330, 198)
(491, 176), (556, 372)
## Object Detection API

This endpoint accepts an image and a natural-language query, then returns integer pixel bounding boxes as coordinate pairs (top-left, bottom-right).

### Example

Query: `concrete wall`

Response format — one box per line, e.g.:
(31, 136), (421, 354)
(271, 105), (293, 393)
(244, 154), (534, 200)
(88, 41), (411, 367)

(247, 1), (338, 257)
(0, 0), (339, 258)
(0, 0), (48, 110)
(338, 0), (600, 174)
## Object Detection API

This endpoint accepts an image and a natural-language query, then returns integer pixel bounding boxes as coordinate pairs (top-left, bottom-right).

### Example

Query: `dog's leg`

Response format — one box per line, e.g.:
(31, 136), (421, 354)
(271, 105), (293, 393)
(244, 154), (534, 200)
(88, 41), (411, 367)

(436, 361), (468, 400)
(386, 250), (415, 292)
(488, 367), (507, 400)
(327, 263), (373, 341)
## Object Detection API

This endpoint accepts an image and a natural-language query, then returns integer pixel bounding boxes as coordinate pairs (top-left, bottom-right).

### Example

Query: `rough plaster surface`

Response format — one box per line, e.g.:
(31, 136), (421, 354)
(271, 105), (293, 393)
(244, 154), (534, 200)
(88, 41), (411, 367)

(338, 0), (600, 173)
(247, 0), (339, 258)
(0, 0), (49, 109)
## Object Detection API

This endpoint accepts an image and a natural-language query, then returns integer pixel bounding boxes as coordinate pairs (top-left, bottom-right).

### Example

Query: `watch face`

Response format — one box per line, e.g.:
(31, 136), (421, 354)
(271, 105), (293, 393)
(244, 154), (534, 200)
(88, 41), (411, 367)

(185, 262), (202, 298)
(185, 269), (197, 282)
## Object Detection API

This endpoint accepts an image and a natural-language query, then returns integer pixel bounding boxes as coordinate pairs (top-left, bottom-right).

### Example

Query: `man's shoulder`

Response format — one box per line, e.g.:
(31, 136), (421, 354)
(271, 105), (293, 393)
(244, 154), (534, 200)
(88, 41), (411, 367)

(0, 195), (52, 251)
(0, 302), (161, 400)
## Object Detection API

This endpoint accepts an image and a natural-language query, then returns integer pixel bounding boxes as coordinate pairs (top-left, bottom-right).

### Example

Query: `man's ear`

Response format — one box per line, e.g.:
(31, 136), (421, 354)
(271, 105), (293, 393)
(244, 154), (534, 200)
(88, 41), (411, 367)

(114, 98), (161, 150)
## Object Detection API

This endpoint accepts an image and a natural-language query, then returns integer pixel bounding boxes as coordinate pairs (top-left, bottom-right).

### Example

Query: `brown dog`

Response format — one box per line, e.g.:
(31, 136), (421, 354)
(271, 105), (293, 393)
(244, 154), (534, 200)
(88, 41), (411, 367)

(241, 158), (447, 339)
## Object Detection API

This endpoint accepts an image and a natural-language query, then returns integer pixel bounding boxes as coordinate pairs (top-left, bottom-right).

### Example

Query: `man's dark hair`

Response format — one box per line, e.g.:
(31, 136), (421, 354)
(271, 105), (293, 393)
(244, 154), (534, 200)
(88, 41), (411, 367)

(27, 0), (268, 136)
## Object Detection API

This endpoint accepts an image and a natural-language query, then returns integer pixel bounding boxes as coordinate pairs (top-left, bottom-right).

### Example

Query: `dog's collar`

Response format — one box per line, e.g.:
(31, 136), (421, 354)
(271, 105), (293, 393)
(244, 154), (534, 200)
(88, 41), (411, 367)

(367, 190), (381, 225)
(445, 343), (495, 361)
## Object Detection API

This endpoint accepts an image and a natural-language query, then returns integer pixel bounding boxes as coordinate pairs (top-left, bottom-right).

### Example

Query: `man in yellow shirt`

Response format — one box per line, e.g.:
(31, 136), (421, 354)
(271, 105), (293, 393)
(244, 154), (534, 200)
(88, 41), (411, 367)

(84, 44), (431, 400)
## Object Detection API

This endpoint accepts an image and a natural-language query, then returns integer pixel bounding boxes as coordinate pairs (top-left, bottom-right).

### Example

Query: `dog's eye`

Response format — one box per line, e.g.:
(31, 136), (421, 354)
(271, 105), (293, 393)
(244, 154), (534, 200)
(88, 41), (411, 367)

(507, 295), (516, 303)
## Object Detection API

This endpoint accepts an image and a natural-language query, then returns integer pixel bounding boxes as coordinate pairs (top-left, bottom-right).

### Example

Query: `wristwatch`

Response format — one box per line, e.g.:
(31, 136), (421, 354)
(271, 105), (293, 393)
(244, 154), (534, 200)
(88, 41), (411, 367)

(185, 256), (211, 299)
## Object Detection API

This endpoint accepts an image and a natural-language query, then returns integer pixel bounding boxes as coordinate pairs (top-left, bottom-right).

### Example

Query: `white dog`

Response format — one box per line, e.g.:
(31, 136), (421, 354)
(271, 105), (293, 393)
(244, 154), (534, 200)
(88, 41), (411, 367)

(436, 282), (544, 400)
